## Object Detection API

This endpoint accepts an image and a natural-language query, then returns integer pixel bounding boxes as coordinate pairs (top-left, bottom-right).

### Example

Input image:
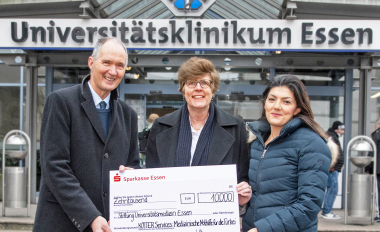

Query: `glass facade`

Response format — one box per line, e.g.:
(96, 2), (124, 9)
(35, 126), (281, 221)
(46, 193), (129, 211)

(0, 65), (24, 141)
(0, 86), (20, 141)
(0, 55), (377, 204)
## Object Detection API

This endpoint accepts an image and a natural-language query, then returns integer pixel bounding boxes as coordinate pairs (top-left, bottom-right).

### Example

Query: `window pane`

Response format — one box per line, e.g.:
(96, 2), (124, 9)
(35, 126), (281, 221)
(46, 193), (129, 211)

(0, 87), (20, 141)
(218, 95), (261, 121)
(125, 95), (146, 132)
(103, 0), (133, 15)
(53, 67), (90, 84)
(0, 65), (22, 83)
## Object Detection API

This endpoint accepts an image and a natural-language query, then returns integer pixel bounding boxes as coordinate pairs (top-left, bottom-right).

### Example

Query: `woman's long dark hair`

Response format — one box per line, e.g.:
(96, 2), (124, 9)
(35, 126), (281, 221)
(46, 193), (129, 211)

(260, 74), (328, 139)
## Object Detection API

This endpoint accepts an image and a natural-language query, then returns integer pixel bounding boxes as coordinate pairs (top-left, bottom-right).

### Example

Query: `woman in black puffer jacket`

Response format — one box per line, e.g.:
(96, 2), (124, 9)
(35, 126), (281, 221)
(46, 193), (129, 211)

(242, 75), (332, 232)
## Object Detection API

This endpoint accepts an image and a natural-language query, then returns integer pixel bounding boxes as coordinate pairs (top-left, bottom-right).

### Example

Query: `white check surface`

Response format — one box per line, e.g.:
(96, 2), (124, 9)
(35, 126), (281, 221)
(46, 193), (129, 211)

(109, 165), (240, 231)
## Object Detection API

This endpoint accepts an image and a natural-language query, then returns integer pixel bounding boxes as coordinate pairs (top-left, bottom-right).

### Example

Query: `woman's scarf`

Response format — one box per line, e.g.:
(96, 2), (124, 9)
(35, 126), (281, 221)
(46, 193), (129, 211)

(175, 102), (215, 166)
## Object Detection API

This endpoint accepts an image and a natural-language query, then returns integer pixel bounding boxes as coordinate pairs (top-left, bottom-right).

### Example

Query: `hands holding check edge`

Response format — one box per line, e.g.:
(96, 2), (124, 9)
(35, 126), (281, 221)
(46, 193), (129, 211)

(119, 165), (134, 172)
(236, 181), (252, 206)
(91, 166), (133, 232)
(91, 216), (112, 232)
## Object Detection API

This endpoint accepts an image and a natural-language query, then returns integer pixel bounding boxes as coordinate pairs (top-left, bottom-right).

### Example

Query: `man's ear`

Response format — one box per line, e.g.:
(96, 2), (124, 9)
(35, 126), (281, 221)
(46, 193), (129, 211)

(88, 57), (94, 70)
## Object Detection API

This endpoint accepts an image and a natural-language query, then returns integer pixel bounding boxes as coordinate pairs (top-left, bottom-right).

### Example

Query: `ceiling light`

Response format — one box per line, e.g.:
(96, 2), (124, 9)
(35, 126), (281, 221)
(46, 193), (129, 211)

(371, 92), (380, 98)
(275, 51), (281, 54)
(134, 74), (139, 79)
(126, 67), (132, 71)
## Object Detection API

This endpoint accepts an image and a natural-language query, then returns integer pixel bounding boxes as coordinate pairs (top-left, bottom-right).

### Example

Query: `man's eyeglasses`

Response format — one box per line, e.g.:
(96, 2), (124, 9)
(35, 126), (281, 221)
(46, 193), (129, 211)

(185, 79), (212, 89)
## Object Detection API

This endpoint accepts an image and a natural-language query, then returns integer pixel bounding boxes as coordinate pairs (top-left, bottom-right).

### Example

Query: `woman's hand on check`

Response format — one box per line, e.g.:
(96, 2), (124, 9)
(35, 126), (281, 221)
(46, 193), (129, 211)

(236, 181), (252, 206)
(119, 165), (134, 172)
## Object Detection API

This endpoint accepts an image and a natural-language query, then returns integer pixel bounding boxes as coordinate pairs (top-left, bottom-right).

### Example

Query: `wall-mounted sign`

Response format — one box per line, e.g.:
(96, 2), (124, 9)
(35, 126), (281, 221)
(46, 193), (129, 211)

(1, 19), (378, 52)
(161, 0), (216, 17)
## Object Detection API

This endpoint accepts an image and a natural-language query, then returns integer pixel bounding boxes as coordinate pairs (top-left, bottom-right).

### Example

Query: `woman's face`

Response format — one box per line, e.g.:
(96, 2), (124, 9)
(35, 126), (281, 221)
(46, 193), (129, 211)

(264, 86), (301, 129)
(184, 74), (213, 112)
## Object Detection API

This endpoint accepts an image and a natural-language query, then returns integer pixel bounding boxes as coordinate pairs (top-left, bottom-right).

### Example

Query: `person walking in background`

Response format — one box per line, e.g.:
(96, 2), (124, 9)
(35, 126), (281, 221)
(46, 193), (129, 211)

(242, 75), (332, 232)
(365, 119), (380, 222)
(138, 113), (160, 167)
(33, 38), (140, 232)
(147, 113), (159, 129)
(322, 121), (345, 219)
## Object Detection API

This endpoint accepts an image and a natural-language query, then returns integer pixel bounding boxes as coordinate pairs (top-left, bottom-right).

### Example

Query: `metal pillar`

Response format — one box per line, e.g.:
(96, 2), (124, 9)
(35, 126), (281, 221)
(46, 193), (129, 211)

(342, 69), (353, 209)
(329, 71), (340, 121)
(45, 66), (54, 100)
(24, 59), (38, 204)
(358, 69), (372, 136)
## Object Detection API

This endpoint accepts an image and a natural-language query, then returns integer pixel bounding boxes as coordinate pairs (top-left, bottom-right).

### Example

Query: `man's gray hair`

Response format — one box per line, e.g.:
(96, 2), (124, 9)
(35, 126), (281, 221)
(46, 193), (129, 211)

(91, 38), (128, 67)
(376, 118), (380, 125)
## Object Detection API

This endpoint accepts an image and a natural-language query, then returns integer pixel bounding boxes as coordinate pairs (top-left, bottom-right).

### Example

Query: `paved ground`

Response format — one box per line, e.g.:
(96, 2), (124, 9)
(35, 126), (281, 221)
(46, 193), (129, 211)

(0, 203), (35, 231)
(318, 210), (380, 231)
(0, 205), (379, 231)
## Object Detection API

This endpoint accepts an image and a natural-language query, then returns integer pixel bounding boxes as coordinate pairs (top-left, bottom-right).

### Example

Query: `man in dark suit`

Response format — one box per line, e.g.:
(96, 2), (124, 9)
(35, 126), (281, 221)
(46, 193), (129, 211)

(33, 38), (140, 232)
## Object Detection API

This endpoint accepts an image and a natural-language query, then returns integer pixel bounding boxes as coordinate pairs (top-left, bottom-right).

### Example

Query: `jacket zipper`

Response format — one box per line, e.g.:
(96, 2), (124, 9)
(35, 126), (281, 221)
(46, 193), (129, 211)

(248, 124), (291, 223)
(253, 144), (270, 223)
(261, 149), (267, 159)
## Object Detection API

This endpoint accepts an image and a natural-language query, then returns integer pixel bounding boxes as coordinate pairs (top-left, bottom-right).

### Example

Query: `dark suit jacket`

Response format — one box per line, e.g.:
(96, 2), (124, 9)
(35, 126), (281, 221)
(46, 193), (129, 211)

(146, 103), (249, 183)
(33, 76), (140, 232)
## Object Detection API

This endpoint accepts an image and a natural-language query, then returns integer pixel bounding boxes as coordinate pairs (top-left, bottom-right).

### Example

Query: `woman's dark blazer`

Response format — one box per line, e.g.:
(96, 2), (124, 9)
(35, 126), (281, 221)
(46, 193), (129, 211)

(146, 103), (249, 183)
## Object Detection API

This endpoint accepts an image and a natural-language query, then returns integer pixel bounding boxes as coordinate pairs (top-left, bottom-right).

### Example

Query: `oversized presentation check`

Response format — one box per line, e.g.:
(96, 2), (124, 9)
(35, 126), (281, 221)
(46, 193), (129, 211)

(109, 165), (240, 231)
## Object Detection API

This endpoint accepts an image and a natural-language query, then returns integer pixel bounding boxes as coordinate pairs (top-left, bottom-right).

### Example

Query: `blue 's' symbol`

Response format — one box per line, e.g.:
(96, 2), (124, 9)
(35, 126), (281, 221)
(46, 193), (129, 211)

(174, 0), (202, 10)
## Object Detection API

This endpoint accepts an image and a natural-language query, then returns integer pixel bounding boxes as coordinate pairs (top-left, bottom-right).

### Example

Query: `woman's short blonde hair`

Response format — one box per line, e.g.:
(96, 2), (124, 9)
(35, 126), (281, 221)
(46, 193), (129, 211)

(177, 57), (220, 95)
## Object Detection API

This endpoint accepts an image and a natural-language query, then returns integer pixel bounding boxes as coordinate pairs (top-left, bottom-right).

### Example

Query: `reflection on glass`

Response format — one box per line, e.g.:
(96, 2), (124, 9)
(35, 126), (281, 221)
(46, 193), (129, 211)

(53, 67), (90, 84)
(94, 0), (109, 5)
(103, 0), (133, 15)
(125, 95), (146, 132)
(0, 65), (22, 83)
(114, 0), (155, 18)
(218, 95), (262, 122)
(0, 87), (20, 141)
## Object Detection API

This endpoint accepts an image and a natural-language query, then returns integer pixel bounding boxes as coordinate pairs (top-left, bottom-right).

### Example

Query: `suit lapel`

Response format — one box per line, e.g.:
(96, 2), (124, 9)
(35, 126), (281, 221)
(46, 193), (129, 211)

(156, 124), (180, 167)
(207, 104), (236, 165)
(82, 99), (106, 143)
(156, 109), (182, 167)
(106, 97), (119, 145)
(81, 76), (106, 143)
(207, 123), (235, 165)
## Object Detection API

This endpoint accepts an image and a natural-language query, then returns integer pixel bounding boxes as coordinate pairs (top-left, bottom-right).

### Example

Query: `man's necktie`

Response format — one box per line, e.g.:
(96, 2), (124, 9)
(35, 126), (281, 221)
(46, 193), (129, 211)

(99, 101), (107, 109)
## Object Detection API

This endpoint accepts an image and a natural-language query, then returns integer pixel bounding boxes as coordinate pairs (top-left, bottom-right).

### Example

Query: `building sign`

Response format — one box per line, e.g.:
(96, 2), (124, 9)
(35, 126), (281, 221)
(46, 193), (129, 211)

(1, 19), (378, 51)
(161, 0), (216, 17)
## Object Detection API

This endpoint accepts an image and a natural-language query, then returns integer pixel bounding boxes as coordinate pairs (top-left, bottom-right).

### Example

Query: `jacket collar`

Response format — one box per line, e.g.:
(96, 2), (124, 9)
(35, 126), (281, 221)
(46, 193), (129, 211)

(156, 102), (238, 166)
(81, 74), (119, 103)
(372, 127), (380, 136)
(328, 127), (339, 137)
(159, 102), (238, 127)
(80, 74), (119, 143)
(247, 117), (303, 144)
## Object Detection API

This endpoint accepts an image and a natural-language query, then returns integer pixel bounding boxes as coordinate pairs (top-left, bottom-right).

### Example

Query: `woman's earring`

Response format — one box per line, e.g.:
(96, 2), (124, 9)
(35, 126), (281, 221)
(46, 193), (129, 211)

(183, 96), (186, 101)
(212, 96), (214, 101)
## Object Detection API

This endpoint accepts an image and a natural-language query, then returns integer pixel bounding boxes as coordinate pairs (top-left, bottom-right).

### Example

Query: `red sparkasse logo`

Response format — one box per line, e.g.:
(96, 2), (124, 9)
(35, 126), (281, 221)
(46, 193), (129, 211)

(114, 173), (121, 182)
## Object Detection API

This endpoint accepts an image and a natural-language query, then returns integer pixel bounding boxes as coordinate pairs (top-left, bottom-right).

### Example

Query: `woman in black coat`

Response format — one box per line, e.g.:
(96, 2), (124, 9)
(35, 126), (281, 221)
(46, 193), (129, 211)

(121, 57), (252, 206)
